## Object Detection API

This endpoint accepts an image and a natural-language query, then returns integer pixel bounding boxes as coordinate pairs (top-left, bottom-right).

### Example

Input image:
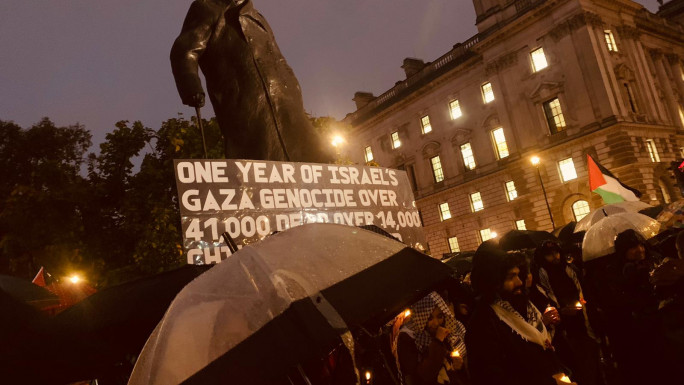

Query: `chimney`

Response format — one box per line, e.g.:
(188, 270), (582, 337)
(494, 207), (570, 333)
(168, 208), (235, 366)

(401, 58), (425, 79)
(353, 92), (376, 110)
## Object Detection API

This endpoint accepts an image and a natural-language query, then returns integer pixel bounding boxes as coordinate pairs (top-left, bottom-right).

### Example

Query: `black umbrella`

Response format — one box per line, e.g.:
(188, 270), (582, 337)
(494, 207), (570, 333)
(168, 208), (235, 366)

(499, 230), (558, 251)
(1, 264), (212, 384)
(0, 274), (59, 308)
(639, 204), (663, 219)
(129, 223), (453, 385)
(442, 252), (474, 278)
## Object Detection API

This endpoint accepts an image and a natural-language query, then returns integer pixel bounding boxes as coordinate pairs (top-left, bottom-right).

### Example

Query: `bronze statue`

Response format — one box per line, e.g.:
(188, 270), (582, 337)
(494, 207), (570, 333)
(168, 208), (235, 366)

(171, 0), (333, 162)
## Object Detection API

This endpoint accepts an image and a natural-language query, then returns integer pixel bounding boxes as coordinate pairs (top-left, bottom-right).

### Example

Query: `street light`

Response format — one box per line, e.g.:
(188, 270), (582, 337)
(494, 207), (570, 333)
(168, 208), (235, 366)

(530, 155), (555, 230)
(331, 135), (345, 148)
(68, 274), (81, 284)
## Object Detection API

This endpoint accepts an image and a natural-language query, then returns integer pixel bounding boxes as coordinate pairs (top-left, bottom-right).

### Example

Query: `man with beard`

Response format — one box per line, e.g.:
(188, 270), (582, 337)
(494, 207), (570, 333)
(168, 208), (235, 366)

(466, 242), (574, 385)
(171, 0), (333, 163)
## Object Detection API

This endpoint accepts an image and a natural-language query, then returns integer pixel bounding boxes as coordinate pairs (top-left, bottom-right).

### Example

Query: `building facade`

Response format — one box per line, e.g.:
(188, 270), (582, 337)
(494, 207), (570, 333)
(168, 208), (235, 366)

(343, 0), (684, 256)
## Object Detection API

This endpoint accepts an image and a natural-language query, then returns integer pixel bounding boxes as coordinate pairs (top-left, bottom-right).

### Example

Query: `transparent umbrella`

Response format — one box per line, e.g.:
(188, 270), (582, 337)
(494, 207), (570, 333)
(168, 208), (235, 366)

(574, 201), (651, 233)
(655, 199), (684, 230)
(128, 223), (452, 385)
(582, 212), (660, 261)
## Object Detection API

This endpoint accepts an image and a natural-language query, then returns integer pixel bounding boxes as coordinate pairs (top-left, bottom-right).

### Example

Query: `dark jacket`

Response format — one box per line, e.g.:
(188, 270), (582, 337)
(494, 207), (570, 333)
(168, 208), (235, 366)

(171, 0), (332, 162)
(465, 303), (562, 385)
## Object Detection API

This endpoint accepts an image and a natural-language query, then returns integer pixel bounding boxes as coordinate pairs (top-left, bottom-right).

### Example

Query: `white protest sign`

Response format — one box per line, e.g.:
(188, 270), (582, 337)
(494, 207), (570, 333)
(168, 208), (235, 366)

(174, 160), (426, 264)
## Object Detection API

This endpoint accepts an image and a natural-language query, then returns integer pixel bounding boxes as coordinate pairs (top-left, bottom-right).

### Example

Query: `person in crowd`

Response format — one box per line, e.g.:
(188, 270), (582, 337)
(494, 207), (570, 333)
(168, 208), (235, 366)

(394, 292), (468, 385)
(466, 242), (574, 385)
(533, 241), (600, 385)
(595, 229), (679, 384)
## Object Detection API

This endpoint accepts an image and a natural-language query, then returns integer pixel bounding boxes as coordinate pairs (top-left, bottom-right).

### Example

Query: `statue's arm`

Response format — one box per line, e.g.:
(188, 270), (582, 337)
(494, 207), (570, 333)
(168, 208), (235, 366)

(170, 0), (221, 107)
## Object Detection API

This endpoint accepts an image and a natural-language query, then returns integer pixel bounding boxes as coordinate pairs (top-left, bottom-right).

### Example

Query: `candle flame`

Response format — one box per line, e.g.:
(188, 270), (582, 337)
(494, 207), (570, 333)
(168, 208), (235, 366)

(404, 309), (411, 318)
(560, 375), (571, 383)
(365, 371), (372, 381)
(451, 349), (460, 357)
(575, 301), (582, 309)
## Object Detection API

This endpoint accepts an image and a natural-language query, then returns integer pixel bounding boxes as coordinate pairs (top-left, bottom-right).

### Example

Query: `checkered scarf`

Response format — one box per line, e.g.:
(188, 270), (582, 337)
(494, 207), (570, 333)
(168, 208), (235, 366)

(492, 298), (551, 349)
(397, 292), (467, 356)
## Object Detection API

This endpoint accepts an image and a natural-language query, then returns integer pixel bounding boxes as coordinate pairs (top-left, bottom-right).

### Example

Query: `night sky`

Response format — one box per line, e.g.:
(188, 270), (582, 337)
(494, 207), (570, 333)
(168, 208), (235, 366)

(0, 1), (663, 147)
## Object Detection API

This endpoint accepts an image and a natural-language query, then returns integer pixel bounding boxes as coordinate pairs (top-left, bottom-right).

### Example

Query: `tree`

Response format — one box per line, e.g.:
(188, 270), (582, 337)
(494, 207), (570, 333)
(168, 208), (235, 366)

(0, 118), (91, 278)
(124, 115), (222, 276)
(82, 121), (154, 283)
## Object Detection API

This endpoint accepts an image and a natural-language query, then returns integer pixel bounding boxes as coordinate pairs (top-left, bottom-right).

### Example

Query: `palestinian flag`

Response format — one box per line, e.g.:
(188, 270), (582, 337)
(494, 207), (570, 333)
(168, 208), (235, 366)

(587, 154), (641, 204)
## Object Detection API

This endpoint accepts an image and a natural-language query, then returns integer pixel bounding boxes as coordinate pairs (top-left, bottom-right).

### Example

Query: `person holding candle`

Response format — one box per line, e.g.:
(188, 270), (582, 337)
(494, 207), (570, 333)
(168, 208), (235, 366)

(393, 291), (469, 385)
(533, 241), (600, 385)
(466, 243), (575, 385)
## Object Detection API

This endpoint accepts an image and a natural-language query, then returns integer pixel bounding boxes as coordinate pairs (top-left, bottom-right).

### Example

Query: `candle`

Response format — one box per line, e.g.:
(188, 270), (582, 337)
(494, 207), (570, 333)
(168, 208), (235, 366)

(560, 374), (571, 383)
(404, 309), (411, 318)
(575, 301), (582, 309)
(451, 349), (460, 358)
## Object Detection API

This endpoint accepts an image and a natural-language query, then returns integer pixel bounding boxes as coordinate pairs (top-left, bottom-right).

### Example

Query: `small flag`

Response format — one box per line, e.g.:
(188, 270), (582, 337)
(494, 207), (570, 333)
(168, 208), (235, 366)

(32, 266), (47, 287)
(587, 155), (641, 204)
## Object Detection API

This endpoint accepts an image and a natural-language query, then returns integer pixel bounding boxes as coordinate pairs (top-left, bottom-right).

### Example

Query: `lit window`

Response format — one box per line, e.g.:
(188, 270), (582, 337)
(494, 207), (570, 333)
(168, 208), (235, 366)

(604, 30), (618, 52)
(439, 202), (452, 221)
(558, 158), (577, 182)
(646, 139), (660, 162)
(391, 131), (401, 149)
(491, 127), (509, 159)
(461, 143), (476, 170)
(543, 98), (566, 134)
(364, 146), (374, 163)
(448, 237), (460, 253)
(431, 156), (445, 183)
(470, 192), (484, 212)
(421, 115), (432, 134)
(659, 180), (671, 204)
(481, 82), (495, 104)
(505, 180), (518, 201)
(515, 219), (527, 230)
(449, 99), (462, 120)
(530, 47), (548, 72)
(572, 200), (591, 221)
(479, 228), (494, 242)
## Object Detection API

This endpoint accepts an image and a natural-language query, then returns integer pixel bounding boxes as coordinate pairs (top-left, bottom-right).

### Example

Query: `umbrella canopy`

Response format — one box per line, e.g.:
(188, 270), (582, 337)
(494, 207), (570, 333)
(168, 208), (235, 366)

(129, 223), (452, 385)
(0, 265), (212, 384)
(655, 199), (684, 230)
(498, 230), (557, 251)
(0, 274), (59, 309)
(581, 212), (660, 262)
(574, 201), (651, 233)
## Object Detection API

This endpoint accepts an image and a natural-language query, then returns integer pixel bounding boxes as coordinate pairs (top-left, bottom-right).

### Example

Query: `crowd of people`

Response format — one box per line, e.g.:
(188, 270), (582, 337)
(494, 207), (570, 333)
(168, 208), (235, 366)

(388, 228), (684, 385)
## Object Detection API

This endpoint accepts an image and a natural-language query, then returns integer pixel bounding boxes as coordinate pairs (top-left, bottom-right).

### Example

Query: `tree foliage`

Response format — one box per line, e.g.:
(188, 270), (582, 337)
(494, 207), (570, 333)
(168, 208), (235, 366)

(0, 115), (221, 287)
(0, 118), (91, 278)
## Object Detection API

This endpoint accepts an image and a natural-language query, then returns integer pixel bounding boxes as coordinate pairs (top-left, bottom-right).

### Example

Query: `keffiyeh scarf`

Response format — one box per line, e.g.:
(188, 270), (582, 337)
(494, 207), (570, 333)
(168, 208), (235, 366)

(491, 298), (552, 350)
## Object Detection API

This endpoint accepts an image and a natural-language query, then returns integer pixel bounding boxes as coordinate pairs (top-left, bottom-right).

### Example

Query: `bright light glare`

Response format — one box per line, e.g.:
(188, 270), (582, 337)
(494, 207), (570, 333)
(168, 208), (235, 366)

(451, 349), (460, 357)
(404, 309), (411, 318)
(365, 371), (372, 381)
(531, 156), (540, 166)
(331, 135), (345, 147)
(560, 375), (571, 383)
(68, 275), (81, 284)
(491, 232), (498, 238)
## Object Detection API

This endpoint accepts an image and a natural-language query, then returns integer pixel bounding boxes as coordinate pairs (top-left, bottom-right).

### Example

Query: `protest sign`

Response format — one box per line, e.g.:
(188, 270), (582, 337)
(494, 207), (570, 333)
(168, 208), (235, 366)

(174, 160), (426, 264)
